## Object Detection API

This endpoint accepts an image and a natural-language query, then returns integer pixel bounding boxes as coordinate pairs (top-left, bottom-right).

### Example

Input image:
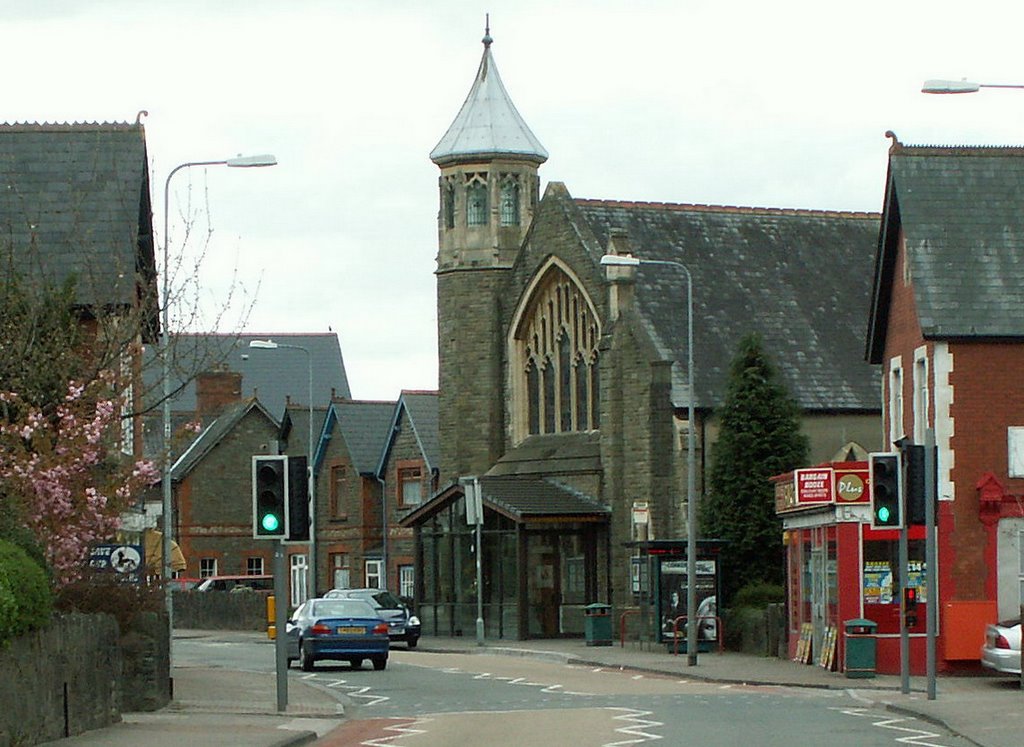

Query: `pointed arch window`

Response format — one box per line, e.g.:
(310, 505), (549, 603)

(499, 174), (520, 226)
(466, 173), (488, 226)
(512, 262), (601, 438)
(443, 177), (456, 229)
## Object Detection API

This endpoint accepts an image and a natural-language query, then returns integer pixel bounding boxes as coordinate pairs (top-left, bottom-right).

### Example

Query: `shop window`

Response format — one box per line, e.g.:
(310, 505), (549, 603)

(862, 538), (926, 633)
(246, 557), (264, 576)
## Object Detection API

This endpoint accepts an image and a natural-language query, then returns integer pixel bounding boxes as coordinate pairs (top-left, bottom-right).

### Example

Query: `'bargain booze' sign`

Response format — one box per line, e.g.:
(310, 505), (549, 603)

(795, 468), (834, 505)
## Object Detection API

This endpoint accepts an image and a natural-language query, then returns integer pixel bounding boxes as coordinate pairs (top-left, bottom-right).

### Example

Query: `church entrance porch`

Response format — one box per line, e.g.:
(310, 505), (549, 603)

(401, 476), (610, 640)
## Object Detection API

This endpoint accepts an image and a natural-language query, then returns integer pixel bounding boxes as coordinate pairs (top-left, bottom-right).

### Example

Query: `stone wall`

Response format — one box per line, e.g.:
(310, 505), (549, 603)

(0, 614), (121, 746)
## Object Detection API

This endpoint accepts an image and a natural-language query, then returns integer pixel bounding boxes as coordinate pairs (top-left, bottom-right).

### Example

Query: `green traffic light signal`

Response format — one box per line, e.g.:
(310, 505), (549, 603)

(261, 512), (281, 533)
(876, 506), (890, 523)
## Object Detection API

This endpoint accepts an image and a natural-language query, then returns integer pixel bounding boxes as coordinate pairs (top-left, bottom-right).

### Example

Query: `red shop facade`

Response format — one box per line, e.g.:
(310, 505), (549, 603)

(774, 461), (928, 675)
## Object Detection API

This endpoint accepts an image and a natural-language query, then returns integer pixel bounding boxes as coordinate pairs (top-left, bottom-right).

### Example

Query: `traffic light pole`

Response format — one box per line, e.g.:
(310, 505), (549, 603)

(899, 521), (910, 694)
(274, 540), (288, 712)
(924, 430), (938, 700)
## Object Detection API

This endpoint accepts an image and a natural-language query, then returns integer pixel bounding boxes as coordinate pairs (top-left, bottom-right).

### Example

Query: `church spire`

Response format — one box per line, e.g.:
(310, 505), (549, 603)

(430, 21), (548, 166)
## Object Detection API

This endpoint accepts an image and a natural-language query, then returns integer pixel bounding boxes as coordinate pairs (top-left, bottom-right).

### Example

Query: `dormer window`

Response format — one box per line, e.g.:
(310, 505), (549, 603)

(466, 173), (488, 226)
(500, 174), (520, 226)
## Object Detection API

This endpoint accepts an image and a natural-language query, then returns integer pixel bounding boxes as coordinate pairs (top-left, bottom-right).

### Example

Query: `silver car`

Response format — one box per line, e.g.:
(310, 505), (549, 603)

(980, 618), (1021, 675)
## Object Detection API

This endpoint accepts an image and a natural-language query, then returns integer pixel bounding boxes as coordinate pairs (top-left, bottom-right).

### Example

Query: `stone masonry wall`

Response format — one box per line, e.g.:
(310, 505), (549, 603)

(0, 614), (121, 746)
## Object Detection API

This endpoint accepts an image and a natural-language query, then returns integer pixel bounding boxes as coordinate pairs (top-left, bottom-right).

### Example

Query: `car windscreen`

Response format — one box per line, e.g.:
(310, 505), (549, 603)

(369, 591), (403, 609)
(311, 600), (376, 619)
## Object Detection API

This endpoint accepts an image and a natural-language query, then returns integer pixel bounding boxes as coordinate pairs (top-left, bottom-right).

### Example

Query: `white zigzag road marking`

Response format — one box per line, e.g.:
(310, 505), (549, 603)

(831, 706), (953, 747)
(473, 673), (491, 679)
(603, 707), (665, 746)
(361, 717), (433, 746)
(346, 686), (390, 707)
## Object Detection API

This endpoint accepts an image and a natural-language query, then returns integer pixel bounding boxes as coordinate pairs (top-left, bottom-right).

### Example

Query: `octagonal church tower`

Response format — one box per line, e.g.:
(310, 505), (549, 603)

(431, 25), (547, 481)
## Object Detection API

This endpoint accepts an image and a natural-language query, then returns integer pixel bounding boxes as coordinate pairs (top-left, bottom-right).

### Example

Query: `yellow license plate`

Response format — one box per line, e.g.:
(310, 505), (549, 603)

(337, 626), (363, 634)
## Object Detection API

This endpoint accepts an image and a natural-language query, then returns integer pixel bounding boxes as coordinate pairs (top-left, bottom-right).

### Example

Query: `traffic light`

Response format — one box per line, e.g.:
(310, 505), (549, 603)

(287, 455), (310, 543)
(902, 444), (926, 526)
(869, 452), (902, 529)
(902, 585), (919, 627)
(253, 455), (288, 539)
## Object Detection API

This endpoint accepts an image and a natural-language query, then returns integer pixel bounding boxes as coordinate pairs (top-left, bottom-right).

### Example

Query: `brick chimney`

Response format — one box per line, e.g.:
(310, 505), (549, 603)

(195, 366), (243, 422)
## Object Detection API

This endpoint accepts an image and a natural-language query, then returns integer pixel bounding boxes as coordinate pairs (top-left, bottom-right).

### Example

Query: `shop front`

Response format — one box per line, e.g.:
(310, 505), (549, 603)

(775, 462), (929, 675)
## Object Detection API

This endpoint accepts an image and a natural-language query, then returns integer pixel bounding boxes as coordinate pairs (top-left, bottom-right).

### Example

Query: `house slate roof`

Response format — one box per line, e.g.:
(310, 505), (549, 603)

(280, 403), (330, 471)
(430, 29), (547, 166)
(331, 399), (397, 475)
(565, 191), (881, 412)
(867, 135), (1024, 362)
(142, 332), (350, 418)
(377, 390), (439, 475)
(170, 397), (277, 481)
(0, 121), (156, 325)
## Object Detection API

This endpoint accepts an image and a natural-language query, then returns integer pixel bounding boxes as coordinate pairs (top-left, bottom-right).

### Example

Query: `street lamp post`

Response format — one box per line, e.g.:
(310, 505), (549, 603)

(600, 253), (699, 665)
(248, 339), (317, 600)
(160, 154), (277, 631)
(922, 79), (1024, 94)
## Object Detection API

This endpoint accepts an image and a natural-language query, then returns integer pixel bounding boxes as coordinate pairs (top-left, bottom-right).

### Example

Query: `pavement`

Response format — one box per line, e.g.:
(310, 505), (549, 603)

(43, 630), (1024, 747)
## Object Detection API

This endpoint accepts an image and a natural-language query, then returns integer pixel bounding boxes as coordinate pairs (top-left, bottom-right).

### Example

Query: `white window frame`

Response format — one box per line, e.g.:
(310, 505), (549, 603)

(246, 557), (264, 576)
(365, 559), (383, 590)
(199, 558), (217, 578)
(913, 348), (929, 444)
(889, 357), (904, 445)
(290, 554), (308, 607)
(399, 565), (415, 599)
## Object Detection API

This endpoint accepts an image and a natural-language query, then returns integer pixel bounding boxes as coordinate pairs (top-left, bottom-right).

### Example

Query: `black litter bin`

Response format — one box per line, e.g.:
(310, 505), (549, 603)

(584, 603), (613, 646)
(844, 618), (878, 678)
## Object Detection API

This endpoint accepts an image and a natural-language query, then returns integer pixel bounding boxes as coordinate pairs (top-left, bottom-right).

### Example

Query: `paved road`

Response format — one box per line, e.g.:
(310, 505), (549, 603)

(299, 650), (975, 747)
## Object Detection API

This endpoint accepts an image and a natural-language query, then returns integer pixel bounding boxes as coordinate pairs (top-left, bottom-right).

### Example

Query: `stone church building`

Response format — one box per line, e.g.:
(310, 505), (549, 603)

(401, 29), (882, 640)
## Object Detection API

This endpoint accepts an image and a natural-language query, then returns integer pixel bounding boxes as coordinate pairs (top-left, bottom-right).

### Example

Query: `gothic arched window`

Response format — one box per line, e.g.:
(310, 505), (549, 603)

(511, 261), (601, 440)
(500, 174), (520, 226)
(443, 177), (456, 229)
(466, 173), (488, 226)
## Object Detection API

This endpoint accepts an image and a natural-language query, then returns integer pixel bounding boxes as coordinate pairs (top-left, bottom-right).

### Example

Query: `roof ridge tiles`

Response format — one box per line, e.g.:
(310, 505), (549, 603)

(574, 197), (878, 220)
(1, 121), (138, 131)
(892, 142), (1024, 156)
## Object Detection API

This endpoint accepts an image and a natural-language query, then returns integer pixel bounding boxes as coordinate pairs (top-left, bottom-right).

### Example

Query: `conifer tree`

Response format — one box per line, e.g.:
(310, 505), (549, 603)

(700, 332), (808, 606)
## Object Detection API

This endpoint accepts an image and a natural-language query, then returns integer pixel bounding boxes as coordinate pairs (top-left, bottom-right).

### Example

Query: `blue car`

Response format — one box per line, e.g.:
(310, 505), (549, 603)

(286, 598), (390, 671)
(325, 588), (421, 648)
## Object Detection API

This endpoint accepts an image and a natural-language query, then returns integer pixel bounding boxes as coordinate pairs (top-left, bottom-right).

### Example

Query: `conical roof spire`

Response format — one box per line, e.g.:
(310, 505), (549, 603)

(430, 23), (548, 166)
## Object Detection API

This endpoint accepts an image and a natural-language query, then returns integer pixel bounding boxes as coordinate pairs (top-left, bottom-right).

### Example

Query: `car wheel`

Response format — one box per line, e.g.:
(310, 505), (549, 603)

(407, 636), (419, 650)
(350, 658), (364, 669)
(372, 656), (387, 671)
(300, 641), (315, 672)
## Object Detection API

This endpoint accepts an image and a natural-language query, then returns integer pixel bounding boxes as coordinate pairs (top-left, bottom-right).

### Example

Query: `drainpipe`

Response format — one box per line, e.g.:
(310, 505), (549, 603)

(377, 475), (387, 590)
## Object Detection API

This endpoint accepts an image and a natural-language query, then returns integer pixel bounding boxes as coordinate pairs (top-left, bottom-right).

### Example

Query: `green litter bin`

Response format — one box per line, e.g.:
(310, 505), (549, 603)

(584, 603), (613, 646)
(844, 618), (878, 678)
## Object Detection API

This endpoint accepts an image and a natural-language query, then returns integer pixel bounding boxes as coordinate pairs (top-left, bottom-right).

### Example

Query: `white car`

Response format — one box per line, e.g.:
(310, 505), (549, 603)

(980, 618), (1021, 675)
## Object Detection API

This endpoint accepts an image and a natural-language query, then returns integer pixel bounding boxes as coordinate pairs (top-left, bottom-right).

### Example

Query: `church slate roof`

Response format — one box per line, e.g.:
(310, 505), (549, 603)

(430, 30), (547, 166)
(573, 196), (881, 412)
(867, 137), (1024, 362)
(480, 475), (609, 520)
(0, 121), (155, 322)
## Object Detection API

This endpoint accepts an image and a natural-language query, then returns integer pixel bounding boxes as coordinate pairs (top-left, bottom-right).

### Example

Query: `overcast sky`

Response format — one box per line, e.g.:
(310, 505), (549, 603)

(4, 0), (1023, 400)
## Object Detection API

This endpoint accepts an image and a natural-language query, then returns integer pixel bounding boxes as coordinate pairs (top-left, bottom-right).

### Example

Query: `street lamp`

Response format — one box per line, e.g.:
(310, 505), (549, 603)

(248, 339), (317, 600)
(160, 154), (277, 628)
(922, 79), (1024, 94)
(600, 253), (699, 666)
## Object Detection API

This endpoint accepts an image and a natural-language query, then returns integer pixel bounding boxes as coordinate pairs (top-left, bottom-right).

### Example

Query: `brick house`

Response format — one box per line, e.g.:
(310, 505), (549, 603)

(169, 396), (279, 582)
(866, 134), (1024, 670)
(400, 31), (883, 639)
